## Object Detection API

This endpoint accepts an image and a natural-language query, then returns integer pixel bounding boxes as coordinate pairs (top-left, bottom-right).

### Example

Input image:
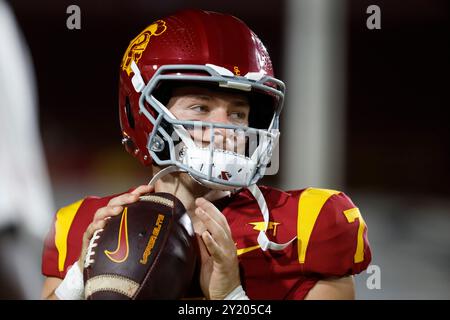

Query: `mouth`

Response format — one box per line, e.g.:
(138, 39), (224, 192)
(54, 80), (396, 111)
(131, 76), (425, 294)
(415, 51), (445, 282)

(192, 138), (247, 155)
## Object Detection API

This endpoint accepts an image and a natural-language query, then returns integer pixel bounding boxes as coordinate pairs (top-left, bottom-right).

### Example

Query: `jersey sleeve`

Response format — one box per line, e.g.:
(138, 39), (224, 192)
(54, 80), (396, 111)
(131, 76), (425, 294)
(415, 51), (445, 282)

(296, 188), (372, 278)
(41, 196), (112, 279)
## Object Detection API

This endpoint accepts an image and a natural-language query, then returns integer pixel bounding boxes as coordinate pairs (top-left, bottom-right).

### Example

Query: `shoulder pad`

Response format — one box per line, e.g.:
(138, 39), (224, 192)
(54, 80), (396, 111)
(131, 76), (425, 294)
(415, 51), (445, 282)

(296, 188), (372, 277)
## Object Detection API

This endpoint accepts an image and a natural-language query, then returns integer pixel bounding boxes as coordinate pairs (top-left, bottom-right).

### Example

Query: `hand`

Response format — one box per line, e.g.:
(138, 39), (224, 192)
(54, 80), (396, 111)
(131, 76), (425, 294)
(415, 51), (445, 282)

(194, 197), (241, 300)
(77, 185), (154, 272)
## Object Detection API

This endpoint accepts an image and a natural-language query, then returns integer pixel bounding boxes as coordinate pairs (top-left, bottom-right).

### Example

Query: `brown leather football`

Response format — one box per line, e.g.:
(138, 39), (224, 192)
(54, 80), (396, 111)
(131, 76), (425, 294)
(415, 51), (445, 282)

(83, 192), (197, 299)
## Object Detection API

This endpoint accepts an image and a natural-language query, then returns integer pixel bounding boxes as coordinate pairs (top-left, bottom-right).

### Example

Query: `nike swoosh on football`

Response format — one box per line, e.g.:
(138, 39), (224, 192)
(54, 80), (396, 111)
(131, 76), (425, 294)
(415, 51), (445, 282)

(104, 207), (129, 263)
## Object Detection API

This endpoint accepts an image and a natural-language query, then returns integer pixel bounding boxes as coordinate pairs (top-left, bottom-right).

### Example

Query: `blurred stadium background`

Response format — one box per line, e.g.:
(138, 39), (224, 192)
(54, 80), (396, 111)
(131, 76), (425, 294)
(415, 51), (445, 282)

(0, 0), (448, 299)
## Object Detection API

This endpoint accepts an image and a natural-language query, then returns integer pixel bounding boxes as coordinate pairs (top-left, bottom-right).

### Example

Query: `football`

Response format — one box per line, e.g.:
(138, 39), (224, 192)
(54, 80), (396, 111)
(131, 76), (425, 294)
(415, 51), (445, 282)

(83, 192), (198, 299)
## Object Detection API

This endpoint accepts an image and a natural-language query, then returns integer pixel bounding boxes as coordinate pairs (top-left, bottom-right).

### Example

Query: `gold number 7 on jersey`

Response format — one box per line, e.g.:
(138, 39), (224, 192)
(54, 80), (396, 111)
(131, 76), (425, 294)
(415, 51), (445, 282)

(343, 208), (366, 263)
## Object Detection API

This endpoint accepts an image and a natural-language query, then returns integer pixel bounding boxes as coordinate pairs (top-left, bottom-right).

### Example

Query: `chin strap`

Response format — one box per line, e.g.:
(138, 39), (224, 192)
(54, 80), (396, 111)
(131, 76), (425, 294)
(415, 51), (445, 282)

(247, 184), (296, 251)
(148, 165), (182, 187)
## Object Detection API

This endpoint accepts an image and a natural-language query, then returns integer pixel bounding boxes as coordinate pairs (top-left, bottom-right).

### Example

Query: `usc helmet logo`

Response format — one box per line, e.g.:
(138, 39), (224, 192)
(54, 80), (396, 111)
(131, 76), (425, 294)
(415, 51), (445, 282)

(121, 20), (167, 76)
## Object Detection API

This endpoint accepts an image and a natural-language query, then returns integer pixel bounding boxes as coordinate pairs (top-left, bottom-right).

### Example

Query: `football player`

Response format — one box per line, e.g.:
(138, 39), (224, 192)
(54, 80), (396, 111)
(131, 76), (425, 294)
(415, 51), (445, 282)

(41, 9), (371, 300)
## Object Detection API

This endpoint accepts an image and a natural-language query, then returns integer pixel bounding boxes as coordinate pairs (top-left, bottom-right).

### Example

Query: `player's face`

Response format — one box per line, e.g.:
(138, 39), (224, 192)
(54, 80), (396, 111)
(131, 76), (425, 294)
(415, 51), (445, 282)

(167, 86), (250, 153)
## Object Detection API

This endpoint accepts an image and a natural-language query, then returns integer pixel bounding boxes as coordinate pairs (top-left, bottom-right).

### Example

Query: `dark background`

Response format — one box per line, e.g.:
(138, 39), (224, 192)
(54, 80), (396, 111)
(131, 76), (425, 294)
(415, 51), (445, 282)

(347, 0), (449, 196)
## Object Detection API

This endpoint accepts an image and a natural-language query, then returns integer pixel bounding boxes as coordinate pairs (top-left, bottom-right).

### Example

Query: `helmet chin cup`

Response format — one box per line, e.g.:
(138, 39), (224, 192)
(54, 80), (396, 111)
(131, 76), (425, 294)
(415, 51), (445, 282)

(192, 176), (241, 191)
(177, 143), (258, 190)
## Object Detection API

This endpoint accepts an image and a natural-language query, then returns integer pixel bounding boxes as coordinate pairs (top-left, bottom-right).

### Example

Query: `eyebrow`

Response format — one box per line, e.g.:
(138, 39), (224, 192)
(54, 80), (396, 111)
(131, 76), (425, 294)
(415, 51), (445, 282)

(185, 94), (249, 107)
(186, 94), (211, 101)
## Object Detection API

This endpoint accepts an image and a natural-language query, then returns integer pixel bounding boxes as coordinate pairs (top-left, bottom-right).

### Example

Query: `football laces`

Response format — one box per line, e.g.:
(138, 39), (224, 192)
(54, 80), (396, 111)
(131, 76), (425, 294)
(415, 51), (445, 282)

(84, 229), (103, 269)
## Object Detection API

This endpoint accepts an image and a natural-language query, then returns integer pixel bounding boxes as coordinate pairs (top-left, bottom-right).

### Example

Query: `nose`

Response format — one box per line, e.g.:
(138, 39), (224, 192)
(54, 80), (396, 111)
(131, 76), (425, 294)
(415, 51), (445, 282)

(207, 109), (231, 144)
(210, 108), (230, 125)
(197, 107), (245, 153)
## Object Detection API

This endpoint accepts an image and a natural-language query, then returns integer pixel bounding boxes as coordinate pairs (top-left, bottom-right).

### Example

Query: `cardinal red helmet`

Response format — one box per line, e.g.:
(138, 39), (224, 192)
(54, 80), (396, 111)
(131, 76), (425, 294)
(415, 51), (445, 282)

(118, 9), (285, 189)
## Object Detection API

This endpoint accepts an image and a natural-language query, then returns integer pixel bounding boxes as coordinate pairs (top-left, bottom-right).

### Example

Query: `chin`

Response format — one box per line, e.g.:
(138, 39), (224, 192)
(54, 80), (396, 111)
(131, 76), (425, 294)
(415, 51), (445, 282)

(179, 172), (212, 194)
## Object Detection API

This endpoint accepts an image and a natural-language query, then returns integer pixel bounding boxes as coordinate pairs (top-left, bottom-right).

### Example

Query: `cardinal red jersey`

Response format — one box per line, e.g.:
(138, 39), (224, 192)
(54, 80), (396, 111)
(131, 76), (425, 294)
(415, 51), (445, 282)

(42, 185), (371, 299)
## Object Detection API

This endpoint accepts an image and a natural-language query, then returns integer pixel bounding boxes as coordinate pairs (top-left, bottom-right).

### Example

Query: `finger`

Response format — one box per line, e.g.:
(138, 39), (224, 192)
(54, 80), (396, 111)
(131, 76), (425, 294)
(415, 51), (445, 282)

(195, 197), (229, 231)
(196, 234), (211, 260)
(201, 230), (223, 262)
(192, 216), (208, 236)
(84, 219), (107, 242)
(195, 207), (228, 244)
(130, 184), (154, 196)
(108, 184), (154, 207)
(93, 205), (123, 223)
(108, 193), (139, 207)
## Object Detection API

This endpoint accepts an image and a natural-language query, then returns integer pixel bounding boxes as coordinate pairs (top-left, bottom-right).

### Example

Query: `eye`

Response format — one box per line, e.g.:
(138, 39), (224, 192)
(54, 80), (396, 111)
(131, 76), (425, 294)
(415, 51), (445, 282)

(230, 112), (247, 120)
(189, 105), (209, 113)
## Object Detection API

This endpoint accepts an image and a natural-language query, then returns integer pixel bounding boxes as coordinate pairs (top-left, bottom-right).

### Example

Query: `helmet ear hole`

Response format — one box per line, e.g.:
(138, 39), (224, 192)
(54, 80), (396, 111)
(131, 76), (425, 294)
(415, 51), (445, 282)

(122, 136), (137, 154)
(125, 96), (135, 129)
